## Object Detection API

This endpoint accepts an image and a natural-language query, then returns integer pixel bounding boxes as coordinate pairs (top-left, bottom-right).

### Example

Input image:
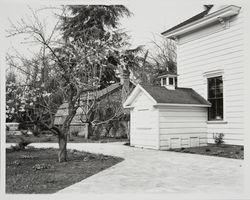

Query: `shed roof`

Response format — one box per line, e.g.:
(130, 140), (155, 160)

(140, 85), (210, 105)
(123, 84), (210, 108)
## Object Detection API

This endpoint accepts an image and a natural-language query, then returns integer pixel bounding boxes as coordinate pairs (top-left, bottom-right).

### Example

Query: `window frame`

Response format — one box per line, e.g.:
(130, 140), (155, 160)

(162, 77), (167, 86)
(207, 76), (224, 121)
(169, 77), (174, 85)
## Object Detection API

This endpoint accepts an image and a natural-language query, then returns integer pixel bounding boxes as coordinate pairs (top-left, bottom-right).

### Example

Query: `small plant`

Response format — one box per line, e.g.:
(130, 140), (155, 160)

(21, 155), (38, 159)
(32, 163), (53, 171)
(205, 148), (211, 152)
(214, 133), (224, 145)
(11, 160), (21, 166)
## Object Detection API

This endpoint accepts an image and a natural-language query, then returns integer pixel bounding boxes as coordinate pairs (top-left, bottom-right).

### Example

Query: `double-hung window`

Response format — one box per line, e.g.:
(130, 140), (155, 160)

(207, 76), (223, 121)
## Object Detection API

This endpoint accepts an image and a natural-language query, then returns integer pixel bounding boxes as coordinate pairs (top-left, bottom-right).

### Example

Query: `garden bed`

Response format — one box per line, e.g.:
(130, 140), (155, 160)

(167, 143), (243, 159)
(6, 134), (128, 144)
(6, 147), (123, 193)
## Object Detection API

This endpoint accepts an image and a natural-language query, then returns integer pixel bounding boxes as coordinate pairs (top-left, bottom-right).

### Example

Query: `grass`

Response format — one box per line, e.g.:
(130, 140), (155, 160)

(6, 134), (128, 144)
(167, 143), (244, 159)
(6, 147), (124, 194)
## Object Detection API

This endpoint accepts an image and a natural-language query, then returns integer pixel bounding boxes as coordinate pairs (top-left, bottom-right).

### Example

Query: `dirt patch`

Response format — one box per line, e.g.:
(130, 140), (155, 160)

(167, 144), (243, 159)
(6, 148), (124, 194)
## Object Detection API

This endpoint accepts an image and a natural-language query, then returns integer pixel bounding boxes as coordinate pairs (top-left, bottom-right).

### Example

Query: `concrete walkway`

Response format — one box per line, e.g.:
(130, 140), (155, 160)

(6, 142), (244, 193)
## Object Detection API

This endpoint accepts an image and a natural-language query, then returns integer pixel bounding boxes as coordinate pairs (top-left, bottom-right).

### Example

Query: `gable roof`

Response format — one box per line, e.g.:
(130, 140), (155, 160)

(161, 5), (213, 35)
(161, 5), (241, 38)
(123, 84), (210, 108)
(54, 81), (135, 125)
(80, 82), (121, 101)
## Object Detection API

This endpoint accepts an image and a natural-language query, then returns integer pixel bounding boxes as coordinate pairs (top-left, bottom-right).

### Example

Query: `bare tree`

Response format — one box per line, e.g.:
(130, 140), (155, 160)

(6, 6), (131, 162)
(149, 35), (177, 76)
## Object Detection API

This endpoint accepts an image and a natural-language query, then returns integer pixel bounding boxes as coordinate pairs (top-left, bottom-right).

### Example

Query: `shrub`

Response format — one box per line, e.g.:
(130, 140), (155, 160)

(10, 138), (31, 151)
(41, 130), (53, 135)
(71, 130), (79, 137)
(214, 133), (224, 145)
(115, 134), (127, 139)
(32, 130), (40, 137)
(43, 137), (52, 142)
(90, 135), (99, 141)
(18, 122), (27, 130)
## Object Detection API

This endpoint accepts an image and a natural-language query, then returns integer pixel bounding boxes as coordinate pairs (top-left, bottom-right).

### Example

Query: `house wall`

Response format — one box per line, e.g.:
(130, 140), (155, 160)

(177, 9), (244, 145)
(130, 91), (159, 149)
(159, 106), (207, 149)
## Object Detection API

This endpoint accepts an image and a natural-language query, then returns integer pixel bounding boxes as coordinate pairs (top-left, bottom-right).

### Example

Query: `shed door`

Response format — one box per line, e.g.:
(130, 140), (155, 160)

(131, 108), (157, 149)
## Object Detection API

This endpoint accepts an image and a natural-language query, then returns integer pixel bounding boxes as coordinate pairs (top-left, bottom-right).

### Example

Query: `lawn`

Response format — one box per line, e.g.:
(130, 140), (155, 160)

(167, 143), (244, 159)
(6, 134), (128, 144)
(6, 147), (124, 193)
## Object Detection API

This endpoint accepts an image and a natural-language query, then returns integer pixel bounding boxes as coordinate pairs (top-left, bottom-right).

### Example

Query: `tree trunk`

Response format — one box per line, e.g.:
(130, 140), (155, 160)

(87, 122), (93, 139)
(121, 69), (130, 104)
(126, 121), (130, 140)
(121, 69), (131, 140)
(58, 130), (67, 162)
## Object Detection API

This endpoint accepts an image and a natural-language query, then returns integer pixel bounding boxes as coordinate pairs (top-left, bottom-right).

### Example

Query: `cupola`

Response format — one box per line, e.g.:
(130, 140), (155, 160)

(158, 72), (178, 90)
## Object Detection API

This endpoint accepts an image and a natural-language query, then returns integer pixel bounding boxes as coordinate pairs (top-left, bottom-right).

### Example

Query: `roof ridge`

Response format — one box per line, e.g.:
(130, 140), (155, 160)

(161, 5), (213, 35)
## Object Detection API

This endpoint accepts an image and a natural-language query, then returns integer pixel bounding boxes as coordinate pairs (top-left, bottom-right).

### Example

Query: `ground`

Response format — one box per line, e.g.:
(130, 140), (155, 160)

(6, 134), (128, 143)
(6, 134), (243, 159)
(6, 142), (243, 194)
(6, 147), (123, 194)
(167, 143), (244, 159)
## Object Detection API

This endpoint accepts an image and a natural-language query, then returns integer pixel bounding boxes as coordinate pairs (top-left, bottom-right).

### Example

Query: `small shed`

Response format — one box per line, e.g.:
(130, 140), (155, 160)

(123, 74), (211, 150)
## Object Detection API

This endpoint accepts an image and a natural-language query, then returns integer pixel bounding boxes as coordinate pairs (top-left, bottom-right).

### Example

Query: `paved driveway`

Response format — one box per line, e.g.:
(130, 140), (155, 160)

(7, 142), (243, 193)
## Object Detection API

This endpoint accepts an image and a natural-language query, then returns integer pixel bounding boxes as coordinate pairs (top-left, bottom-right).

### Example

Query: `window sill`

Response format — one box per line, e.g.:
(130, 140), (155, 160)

(207, 121), (228, 124)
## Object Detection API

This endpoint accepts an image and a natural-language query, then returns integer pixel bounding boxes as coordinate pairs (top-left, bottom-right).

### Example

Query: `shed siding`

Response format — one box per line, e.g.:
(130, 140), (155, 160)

(159, 106), (207, 149)
(130, 91), (158, 149)
(177, 10), (244, 145)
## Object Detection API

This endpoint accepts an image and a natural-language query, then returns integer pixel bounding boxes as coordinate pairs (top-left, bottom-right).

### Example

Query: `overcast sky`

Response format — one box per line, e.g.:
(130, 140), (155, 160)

(1, 0), (236, 56)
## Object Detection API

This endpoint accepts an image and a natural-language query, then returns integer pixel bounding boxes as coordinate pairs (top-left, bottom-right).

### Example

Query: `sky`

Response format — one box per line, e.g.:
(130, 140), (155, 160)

(1, 0), (206, 57)
(121, 1), (202, 48)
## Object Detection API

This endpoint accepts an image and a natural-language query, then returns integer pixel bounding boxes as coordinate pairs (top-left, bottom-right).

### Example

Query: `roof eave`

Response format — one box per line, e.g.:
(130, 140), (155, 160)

(157, 74), (179, 79)
(123, 84), (157, 108)
(162, 5), (241, 38)
(154, 103), (211, 107)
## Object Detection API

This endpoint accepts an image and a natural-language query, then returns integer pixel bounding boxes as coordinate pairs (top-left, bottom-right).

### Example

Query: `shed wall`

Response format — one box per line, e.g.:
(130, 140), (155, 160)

(159, 106), (208, 149)
(130, 91), (159, 149)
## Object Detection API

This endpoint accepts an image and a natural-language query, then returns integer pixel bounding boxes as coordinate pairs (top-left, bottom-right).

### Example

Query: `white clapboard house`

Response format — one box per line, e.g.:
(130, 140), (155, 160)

(123, 5), (244, 149)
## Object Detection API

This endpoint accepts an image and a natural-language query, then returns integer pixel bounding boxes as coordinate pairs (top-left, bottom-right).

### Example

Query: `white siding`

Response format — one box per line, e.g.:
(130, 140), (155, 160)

(177, 10), (244, 145)
(130, 91), (159, 149)
(159, 106), (207, 150)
